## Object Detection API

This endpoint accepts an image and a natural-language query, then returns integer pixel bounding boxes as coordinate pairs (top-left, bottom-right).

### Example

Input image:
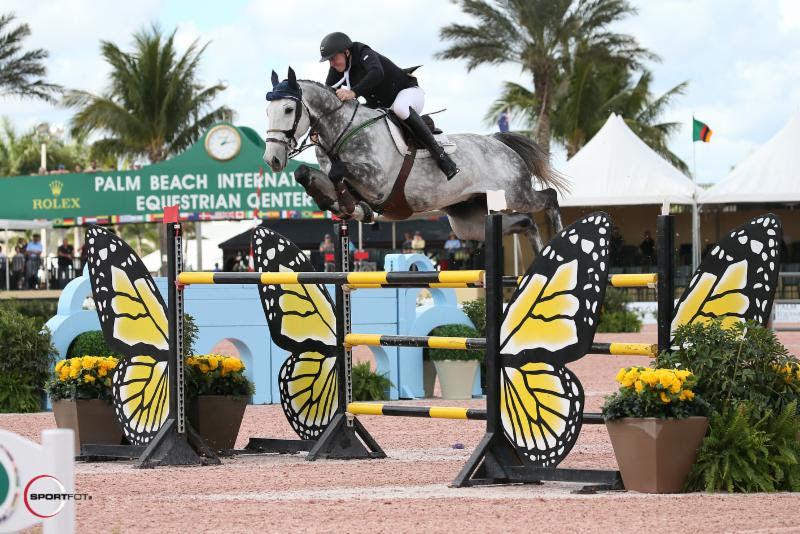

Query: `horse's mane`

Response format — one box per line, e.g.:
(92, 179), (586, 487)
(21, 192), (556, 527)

(297, 79), (374, 114)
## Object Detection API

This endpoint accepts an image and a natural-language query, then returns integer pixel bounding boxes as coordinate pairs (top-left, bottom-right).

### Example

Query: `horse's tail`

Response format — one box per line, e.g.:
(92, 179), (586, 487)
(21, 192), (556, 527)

(492, 132), (570, 194)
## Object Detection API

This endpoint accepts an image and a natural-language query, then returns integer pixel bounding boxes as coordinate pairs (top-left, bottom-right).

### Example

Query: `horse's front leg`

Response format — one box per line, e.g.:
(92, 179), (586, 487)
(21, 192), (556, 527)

(295, 164), (374, 223)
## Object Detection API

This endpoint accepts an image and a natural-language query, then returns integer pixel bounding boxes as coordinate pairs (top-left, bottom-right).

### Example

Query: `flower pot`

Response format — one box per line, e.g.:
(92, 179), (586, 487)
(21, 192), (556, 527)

(606, 416), (708, 493)
(433, 360), (479, 400)
(52, 399), (123, 453)
(188, 395), (248, 451)
(423, 360), (437, 398)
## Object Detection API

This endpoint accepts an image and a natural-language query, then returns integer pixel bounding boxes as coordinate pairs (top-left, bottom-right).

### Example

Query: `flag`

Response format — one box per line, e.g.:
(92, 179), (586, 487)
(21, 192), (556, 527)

(498, 111), (510, 133)
(163, 205), (180, 223)
(693, 118), (712, 142)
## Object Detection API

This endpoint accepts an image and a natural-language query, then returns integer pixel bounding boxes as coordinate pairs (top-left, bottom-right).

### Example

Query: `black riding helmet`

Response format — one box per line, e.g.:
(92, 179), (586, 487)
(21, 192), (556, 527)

(319, 32), (352, 62)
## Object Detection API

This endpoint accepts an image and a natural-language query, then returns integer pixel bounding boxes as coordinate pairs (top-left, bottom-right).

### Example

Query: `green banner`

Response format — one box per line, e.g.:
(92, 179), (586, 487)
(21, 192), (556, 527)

(1, 123), (324, 225)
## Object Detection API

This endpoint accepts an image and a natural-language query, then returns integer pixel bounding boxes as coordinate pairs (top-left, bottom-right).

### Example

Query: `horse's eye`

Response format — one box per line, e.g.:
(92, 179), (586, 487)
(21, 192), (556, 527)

(285, 107), (294, 114)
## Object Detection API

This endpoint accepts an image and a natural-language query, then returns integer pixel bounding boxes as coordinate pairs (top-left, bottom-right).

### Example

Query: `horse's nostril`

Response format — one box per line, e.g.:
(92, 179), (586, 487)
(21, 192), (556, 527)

(271, 157), (280, 169)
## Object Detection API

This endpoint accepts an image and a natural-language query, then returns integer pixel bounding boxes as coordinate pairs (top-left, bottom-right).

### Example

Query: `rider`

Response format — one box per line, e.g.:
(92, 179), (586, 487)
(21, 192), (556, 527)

(319, 32), (459, 180)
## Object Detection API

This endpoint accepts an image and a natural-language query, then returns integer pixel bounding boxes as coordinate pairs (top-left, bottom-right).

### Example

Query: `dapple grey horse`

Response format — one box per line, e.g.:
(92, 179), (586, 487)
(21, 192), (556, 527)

(263, 68), (568, 251)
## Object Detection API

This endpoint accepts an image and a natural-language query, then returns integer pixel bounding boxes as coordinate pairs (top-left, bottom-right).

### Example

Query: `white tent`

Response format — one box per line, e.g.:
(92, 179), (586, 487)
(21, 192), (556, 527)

(700, 112), (800, 204)
(558, 113), (695, 206)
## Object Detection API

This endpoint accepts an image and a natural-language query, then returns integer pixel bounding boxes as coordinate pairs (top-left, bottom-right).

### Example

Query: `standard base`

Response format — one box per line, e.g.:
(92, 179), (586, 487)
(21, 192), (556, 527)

(306, 413), (386, 460)
(219, 437), (317, 456)
(136, 418), (221, 468)
(78, 444), (145, 461)
(452, 432), (623, 491)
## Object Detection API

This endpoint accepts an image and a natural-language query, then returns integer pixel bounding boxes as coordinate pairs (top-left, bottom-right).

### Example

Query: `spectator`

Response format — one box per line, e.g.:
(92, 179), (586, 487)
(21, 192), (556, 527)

(444, 232), (462, 251)
(57, 238), (75, 288)
(213, 262), (220, 272)
(639, 231), (655, 265)
(87, 160), (99, 172)
(401, 232), (413, 253)
(74, 164), (83, 173)
(0, 245), (5, 289)
(25, 234), (43, 289)
(411, 231), (426, 253)
(11, 246), (24, 289)
(319, 234), (334, 254)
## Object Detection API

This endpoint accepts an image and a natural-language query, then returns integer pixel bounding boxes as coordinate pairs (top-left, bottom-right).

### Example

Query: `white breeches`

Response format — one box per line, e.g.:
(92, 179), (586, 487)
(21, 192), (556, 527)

(391, 87), (425, 119)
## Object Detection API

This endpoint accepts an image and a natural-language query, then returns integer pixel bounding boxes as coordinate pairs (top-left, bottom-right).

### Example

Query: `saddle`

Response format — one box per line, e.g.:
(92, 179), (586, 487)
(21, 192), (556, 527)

(383, 111), (457, 159)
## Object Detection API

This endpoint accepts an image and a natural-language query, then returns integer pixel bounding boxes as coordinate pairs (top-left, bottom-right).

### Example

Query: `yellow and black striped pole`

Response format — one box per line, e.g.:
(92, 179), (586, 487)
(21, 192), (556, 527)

(344, 333), (656, 357)
(177, 270), (485, 286)
(347, 403), (607, 424)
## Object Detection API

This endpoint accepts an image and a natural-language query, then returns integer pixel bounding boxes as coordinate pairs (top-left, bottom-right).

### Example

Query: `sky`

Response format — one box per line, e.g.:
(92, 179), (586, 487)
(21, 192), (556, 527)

(1, 0), (799, 185)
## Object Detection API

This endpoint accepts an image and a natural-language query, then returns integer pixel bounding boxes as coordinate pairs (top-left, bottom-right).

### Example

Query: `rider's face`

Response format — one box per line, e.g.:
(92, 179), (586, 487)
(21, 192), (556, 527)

(329, 51), (348, 73)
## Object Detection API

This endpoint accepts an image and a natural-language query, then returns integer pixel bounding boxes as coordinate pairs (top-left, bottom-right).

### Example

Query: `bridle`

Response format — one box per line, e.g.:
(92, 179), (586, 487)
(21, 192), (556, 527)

(265, 83), (385, 161)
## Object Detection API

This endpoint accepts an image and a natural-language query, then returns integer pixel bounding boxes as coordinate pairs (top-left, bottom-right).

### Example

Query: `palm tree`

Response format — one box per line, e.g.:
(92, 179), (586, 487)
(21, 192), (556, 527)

(0, 119), (89, 176)
(437, 0), (654, 152)
(0, 13), (62, 101)
(64, 25), (232, 274)
(487, 64), (689, 172)
(63, 24), (232, 164)
(116, 223), (159, 257)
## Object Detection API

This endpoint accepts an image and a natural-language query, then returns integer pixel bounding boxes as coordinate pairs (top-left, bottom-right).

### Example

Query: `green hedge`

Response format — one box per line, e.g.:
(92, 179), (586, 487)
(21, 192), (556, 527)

(427, 324), (483, 362)
(596, 288), (642, 333)
(352, 362), (392, 401)
(0, 307), (56, 412)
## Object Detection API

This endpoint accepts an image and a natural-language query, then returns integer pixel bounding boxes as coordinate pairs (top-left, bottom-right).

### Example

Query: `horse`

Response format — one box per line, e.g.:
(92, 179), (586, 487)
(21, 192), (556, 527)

(262, 67), (568, 251)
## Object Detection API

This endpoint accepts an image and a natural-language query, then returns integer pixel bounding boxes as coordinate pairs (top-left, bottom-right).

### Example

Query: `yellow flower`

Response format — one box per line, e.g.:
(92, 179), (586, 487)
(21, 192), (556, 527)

(669, 379), (681, 394)
(640, 369), (658, 387)
(84, 374), (96, 383)
(55, 360), (67, 373)
(69, 364), (81, 378)
(208, 357), (219, 371)
(199, 363), (210, 374)
(615, 368), (627, 384)
(59, 366), (70, 381)
(679, 389), (695, 401)
(634, 380), (644, 393)
(98, 368), (108, 377)
(659, 391), (671, 404)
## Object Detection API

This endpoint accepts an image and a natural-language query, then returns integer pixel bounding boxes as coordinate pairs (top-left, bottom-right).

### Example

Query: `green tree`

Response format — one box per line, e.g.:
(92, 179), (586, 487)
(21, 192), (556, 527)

(437, 0), (653, 152)
(63, 24), (231, 164)
(0, 119), (89, 176)
(0, 13), (61, 101)
(487, 65), (688, 171)
(64, 25), (232, 274)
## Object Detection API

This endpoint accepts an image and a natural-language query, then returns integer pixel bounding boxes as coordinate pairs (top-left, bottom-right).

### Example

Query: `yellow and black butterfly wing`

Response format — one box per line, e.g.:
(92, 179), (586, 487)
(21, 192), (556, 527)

(278, 351), (338, 440)
(252, 226), (338, 439)
(498, 212), (611, 466)
(500, 212), (611, 365)
(85, 226), (170, 445)
(672, 214), (782, 333)
(500, 360), (583, 466)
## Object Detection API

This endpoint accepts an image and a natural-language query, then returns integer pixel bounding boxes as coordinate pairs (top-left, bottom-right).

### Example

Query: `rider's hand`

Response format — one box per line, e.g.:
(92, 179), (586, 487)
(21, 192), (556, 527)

(336, 88), (356, 101)
(310, 131), (319, 144)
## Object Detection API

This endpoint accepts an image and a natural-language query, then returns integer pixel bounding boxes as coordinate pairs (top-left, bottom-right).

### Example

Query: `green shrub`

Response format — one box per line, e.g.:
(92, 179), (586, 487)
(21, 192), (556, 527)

(427, 324), (484, 362)
(0, 307), (56, 413)
(596, 288), (641, 333)
(686, 401), (800, 492)
(461, 298), (485, 337)
(656, 320), (799, 413)
(0, 299), (58, 330)
(67, 330), (121, 358)
(352, 362), (392, 401)
(66, 313), (198, 359)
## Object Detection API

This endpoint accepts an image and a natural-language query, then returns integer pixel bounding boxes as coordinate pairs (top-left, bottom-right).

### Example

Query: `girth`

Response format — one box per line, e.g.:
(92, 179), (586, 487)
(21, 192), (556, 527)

(374, 139), (416, 220)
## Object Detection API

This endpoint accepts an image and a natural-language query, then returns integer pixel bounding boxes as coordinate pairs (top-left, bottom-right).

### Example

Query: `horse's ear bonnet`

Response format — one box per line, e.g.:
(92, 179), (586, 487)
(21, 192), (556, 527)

(266, 66), (302, 101)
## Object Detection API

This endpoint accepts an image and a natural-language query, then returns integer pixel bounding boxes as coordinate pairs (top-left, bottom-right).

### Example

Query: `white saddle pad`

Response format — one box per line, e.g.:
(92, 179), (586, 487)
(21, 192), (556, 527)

(385, 119), (457, 159)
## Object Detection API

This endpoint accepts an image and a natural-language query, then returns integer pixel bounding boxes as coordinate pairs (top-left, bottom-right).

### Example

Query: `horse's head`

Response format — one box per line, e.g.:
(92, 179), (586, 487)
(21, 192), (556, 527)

(264, 67), (310, 171)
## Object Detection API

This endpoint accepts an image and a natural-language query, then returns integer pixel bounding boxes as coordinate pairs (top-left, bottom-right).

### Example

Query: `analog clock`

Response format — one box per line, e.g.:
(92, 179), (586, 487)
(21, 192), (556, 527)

(205, 124), (242, 161)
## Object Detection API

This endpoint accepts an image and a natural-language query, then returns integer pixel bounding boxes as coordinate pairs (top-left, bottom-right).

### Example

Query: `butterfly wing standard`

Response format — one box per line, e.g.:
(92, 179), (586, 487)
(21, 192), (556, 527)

(85, 226), (170, 445)
(498, 213), (611, 466)
(252, 227), (338, 440)
(672, 214), (782, 332)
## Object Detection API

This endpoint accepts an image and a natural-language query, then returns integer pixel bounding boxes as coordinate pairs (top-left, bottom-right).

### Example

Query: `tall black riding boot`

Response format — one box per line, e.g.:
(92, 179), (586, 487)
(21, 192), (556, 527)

(404, 108), (459, 180)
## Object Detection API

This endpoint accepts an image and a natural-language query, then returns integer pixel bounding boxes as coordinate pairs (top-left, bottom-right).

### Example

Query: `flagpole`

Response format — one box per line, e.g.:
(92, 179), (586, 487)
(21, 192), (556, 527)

(692, 114), (698, 266)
